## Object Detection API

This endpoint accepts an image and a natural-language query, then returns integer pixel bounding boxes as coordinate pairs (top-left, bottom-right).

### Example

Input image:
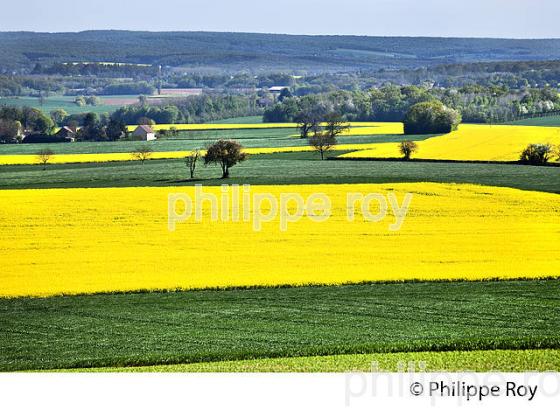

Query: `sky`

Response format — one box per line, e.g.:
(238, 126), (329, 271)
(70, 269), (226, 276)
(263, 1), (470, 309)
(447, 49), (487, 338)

(1, 0), (559, 38)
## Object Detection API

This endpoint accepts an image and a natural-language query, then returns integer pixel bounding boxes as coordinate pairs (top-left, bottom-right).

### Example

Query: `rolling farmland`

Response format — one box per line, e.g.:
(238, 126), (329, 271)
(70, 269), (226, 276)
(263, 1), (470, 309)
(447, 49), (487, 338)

(1, 121), (559, 372)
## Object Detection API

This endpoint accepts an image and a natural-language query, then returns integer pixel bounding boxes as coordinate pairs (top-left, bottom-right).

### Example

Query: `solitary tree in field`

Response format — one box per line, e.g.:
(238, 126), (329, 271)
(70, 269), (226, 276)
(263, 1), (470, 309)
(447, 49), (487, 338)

(36, 149), (54, 170)
(131, 145), (153, 165)
(519, 143), (553, 165)
(185, 150), (201, 179)
(204, 140), (247, 178)
(399, 140), (418, 160)
(555, 144), (560, 162)
(309, 132), (337, 160)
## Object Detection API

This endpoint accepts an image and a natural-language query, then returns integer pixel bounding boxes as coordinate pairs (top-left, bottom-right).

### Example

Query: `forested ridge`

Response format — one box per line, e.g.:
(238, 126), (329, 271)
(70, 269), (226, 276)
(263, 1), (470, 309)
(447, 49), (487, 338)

(3, 31), (560, 72)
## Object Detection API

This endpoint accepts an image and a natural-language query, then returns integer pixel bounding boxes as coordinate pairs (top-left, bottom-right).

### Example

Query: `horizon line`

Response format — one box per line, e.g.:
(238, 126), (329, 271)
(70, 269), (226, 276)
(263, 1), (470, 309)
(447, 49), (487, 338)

(0, 29), (559, 41)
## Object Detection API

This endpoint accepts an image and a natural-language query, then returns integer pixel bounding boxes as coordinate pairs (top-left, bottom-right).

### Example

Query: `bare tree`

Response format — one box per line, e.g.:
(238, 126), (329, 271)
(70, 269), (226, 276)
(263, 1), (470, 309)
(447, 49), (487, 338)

(309, 132), (337, 160)
(399, 140), (418, 160)
(204, 140), (247, 178)
(36, 149), (54, 170)
(185, 150), (201, 179)
(295, 110), (321, 139)
(131, 145), (153, 165)
(323, 112), (349, 139)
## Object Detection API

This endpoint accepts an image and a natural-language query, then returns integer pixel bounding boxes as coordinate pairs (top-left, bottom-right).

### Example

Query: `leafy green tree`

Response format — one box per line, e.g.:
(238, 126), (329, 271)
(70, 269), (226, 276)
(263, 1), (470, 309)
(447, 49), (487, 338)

(0, 119), (22, 143)
(404, 101), (461, 135)
(83, 112), (99, 129)
(50, 109), (68, 126)
(21, 108), (54, 134)
(106, 119), (127, 140)
(85, 96), (102, 106)
(204, 140), (247, 178)
(74, 96), (86, 107)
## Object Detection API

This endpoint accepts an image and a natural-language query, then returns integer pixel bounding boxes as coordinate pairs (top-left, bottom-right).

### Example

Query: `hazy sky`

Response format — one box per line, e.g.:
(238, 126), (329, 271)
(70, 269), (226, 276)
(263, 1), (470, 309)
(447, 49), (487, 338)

(1, 0), (558, 38)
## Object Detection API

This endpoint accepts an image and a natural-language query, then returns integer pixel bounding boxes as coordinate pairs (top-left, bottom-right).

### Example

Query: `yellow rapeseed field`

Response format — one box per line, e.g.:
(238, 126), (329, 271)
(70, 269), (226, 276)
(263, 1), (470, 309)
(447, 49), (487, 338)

(342, 124), (560, 161)
(339, 122), (403, 136)
(124, 121), (396, 132)
(1, 183), (558, 297)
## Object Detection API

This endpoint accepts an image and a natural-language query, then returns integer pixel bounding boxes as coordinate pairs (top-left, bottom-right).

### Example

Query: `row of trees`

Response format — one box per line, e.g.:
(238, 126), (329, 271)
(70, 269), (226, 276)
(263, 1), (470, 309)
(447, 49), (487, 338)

(264, 85), (560, 125)
(111, 94), (261, 125)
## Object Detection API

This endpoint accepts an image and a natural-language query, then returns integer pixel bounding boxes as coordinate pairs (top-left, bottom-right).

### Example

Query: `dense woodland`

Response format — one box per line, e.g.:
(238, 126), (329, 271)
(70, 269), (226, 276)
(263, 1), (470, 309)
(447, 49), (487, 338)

(2, 31), (560, 72)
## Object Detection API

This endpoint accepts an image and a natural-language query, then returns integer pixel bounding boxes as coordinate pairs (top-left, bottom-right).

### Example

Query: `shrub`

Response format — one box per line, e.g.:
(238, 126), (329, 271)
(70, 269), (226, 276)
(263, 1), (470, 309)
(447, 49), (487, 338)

(399, 140), (418, 160)
(519, 143), (553, 165)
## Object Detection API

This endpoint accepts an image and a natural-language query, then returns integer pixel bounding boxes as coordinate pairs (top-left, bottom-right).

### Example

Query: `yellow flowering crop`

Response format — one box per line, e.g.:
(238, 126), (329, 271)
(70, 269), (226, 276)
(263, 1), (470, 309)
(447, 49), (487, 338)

(342, 124), (560, 161)
(339, 122), (403, 136)
(1, 183), (558, 297)
(124, 122), (395, 132)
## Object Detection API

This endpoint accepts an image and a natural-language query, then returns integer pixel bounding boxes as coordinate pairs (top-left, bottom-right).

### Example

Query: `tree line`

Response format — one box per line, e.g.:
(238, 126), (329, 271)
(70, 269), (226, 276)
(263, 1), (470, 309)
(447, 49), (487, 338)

(263, 85), (560, 124)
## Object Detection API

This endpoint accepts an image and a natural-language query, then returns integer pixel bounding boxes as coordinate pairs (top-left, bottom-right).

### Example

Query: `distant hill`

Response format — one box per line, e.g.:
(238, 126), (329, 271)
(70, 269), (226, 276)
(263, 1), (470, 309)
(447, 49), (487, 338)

(2, 31), (560, 72)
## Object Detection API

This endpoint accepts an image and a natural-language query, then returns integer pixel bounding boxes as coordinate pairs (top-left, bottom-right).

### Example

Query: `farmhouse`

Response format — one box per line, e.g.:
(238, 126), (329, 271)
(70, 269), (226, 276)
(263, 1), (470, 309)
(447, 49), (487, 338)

(132, 125), (156, 141)
(55, 126), (77, 142)
(269, 86), (288, 93)
(268, 86), (290, 102)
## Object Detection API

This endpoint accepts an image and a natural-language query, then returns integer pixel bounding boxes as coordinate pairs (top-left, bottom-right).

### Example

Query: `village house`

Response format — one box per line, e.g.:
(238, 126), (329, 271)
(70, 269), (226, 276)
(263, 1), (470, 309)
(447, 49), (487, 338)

(55, 126), (77, 142)
(132, 125), (156, 141)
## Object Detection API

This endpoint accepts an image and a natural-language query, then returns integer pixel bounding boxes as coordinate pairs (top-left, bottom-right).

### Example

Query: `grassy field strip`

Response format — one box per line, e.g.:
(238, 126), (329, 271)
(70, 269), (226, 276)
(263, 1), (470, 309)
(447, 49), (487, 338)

(1, 280), (558, 371)
(508, 115), (560, 127)
(0, 142), (400, 165)
(341, 124), (560, 162)
(1, 183), (558, 297)
(2, 155), (560, 192)
(66, 349), (560, 373)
